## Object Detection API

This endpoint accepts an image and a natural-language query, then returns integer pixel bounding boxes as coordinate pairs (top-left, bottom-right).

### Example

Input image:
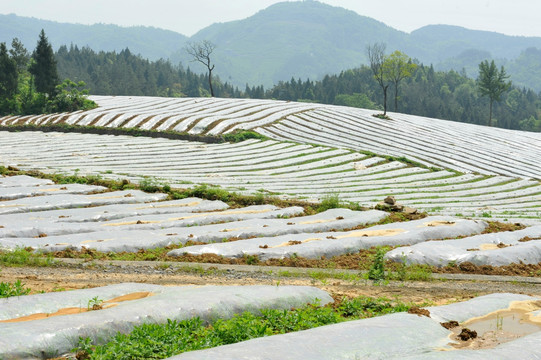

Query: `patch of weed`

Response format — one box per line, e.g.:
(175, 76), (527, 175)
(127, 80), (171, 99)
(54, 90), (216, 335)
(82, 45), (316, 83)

(367, 247), (387, 281)
(74, 295), (414, 359)
(317, 193), (343, 212)
(0, 280), (31, 298)
(0, 247), (56, 267)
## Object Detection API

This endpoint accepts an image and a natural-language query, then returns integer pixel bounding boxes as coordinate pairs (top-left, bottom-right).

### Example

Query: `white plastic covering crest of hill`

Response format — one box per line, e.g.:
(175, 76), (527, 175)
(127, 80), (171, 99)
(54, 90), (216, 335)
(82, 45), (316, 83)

(1, 95), (539, 179)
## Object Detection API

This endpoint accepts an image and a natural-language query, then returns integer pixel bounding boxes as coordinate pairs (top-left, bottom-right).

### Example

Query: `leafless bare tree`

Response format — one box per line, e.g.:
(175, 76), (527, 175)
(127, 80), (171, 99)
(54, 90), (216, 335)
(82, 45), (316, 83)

(185, 40), (216, 97)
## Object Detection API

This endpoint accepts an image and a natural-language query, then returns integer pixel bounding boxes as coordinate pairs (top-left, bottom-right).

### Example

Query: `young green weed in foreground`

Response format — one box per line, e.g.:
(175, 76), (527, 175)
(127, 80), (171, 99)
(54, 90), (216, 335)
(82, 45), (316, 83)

(74, 296), (413, 359)
(0, 280), (31, 298)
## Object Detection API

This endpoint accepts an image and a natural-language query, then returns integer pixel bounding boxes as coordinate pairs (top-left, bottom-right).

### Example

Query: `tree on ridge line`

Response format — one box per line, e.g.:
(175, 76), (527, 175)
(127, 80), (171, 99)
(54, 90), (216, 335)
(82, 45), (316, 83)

(477, 59), (511, 127)
(367, 42), (389, 116)
(186, 40), (216, 97)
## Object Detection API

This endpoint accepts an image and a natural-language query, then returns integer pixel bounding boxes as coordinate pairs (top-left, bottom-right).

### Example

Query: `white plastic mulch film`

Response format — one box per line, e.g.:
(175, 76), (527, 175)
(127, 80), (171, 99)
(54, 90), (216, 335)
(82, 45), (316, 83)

(386, 225), (541, 267)
(169, 216), (489, 260)
(0, 127), (540, 224)
(0, 283), (332, 359)
(167, 293), (541, 360)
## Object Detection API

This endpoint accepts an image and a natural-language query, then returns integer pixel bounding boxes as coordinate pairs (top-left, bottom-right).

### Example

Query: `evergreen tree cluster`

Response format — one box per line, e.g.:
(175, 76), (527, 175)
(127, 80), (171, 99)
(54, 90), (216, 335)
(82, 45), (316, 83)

(55, 45), (241, 98)
(0, 30), (95, 115)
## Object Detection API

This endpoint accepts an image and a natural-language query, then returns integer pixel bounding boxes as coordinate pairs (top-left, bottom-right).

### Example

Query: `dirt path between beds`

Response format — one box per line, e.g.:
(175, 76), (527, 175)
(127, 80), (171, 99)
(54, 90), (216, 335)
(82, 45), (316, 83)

(2, 259), (540, 306)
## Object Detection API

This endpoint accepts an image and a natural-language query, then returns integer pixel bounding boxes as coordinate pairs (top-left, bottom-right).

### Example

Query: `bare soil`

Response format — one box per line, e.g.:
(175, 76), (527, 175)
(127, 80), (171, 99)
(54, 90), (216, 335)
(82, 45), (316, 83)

(1, 260), (541, 306)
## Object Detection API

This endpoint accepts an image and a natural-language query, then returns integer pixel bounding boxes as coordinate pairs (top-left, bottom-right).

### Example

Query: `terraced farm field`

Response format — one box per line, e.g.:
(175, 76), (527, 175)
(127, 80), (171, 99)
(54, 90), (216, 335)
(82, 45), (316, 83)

(1, 95), (541, 223)
(2, 96), (541, 359)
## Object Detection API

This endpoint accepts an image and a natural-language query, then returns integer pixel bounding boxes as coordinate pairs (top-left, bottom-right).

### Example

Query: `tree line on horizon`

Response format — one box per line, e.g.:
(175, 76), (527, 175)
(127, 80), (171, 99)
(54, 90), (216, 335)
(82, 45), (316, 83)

(1, 31), (539, 132)
(57, 43), (540, 132)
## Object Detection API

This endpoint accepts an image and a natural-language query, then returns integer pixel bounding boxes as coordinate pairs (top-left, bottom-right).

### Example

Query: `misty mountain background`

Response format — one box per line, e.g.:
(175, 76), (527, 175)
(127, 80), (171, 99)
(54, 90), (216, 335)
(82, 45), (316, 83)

(2, 1), (541, 90)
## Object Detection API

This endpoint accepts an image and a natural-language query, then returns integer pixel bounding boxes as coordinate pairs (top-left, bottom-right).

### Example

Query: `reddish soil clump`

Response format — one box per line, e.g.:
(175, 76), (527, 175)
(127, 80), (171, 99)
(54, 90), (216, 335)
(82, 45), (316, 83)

(458, 328), (477, 341)
(441, 320), (460, 329)
(408, 306), (430, 317)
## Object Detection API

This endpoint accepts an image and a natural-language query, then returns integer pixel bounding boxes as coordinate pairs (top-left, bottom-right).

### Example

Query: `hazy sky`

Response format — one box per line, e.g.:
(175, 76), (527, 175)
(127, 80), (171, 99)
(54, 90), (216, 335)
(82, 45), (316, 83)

(1, 0), (540, 37)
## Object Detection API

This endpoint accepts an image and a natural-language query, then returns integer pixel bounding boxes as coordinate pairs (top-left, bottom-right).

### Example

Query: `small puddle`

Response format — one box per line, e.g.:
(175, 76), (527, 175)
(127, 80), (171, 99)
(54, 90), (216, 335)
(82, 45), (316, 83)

(0, 291), (154, 323)
(465, 311), (541, 336)
(443, 300), (541, 350)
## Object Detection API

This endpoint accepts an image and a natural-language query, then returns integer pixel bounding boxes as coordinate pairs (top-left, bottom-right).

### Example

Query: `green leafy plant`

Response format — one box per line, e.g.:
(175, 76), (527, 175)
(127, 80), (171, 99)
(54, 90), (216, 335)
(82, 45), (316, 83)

(139, 177), (161, 193)
(74, 296), (414, 359)
(367, 247), (387, 281)
(87, 296), (104, 311)
(0, 280), (31, 298)
(317, 193), (343, 212)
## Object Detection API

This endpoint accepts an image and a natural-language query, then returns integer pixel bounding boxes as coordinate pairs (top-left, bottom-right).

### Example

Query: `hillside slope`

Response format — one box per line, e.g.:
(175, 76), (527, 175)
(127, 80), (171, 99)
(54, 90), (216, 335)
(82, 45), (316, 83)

(2, 95), (540, 179)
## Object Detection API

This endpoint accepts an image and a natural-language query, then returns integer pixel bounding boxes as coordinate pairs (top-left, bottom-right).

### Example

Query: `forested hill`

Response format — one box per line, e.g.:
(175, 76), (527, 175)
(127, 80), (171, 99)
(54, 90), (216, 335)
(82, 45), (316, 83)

(178, 1), (541, 89)
(53, 46), (541, 132)
(4, 1), (541, 90)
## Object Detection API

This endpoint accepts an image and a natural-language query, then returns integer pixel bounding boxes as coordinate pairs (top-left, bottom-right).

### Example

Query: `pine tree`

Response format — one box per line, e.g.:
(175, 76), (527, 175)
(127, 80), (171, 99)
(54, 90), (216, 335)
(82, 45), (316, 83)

(0, 42), (18, 99)
(29, 29), (59, 96)
(9, 38), (29, 73)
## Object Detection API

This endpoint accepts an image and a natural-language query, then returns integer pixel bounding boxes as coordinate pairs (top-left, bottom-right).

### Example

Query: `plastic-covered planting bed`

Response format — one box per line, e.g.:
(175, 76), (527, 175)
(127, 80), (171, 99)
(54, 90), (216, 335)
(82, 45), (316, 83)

(259, 105), (541, 178)
(171, 216), (488, 260)
(390, 112), (541, 178)
(270, 112), (491, 175)
(262, 112), (468, 172)
(277, 177), (538, 201)
(186, 101), (314, 135)
(0, 283), (331, 359)
(1, 131), (540, 221)
(56, 146), (330, 173)
(0, 196), (229, 238)
(386, 225), (541, 267)
(0, 208), (378, 253)
(340, 108), (541, 167)
(144, 100), (277, 132)
(0, 95), (322, 135)
(210, 103), (324, 136)
(0, 190), (167, 215)
(0, 175), (54, 187)
(0, 204), (304, 247)
(167, 293), (541, 360)
(0, 183), (107, 200)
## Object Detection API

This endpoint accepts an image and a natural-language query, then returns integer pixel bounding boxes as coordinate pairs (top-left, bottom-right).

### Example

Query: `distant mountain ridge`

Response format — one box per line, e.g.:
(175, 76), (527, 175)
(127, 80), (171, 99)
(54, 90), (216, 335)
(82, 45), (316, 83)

(2, 1), (541, 90)
(0, 13), (187, 60)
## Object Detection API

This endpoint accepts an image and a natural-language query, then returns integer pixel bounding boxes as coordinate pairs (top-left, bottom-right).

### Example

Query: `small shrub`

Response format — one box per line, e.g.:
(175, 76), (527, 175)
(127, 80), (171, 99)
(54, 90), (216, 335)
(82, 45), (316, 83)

(317, 193), (343, 212)
(139, 177), (161, 193)
(367, 247), (387, 281)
